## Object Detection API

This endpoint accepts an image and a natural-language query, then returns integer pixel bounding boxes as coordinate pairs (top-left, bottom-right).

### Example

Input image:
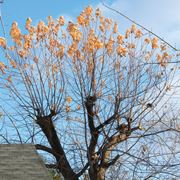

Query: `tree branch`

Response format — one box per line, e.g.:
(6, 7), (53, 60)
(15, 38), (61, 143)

(76, 162), (89, 177)
(36, 115), (77, 179)
(45, 164), (57, 169)
(35, 144), (54, 155)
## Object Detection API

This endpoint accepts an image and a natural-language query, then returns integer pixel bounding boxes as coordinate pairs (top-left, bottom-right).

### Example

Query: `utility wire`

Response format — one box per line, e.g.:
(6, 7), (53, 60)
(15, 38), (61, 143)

(102, 2), (180, 52)
(0, 0), (6, 38)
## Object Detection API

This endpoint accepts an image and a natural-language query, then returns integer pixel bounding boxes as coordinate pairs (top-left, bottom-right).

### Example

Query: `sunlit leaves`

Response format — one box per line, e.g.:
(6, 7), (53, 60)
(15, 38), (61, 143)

(66, 106), (70, 112)
(67, 22), (82, 42)
(106, 36), (115, 55)
(131, 24), (136, 33)
(125, 29), (131, 39)
(0, 62), (5, 74)
(0, 5), (176, 120)
(135, 29), (143, 38)
(116, 45), (127, 56)
(113, 22), (118, 33)
(10, 60), (16, 68)
(10, 22), (22, 47)
(144, 38), (150, 44)
(117, 34), (124, 44)
(3, 5), (174, 71)
(152, 37), (158, 49)
(76, 105), (81, 110)
(25, 17), (32, 30)
(66, 96), (72, 103)
(7, 76), (12, 83)
(95, 8), (101, 17)
(0, 37), (6, 48)
(57, 16), (65, 26)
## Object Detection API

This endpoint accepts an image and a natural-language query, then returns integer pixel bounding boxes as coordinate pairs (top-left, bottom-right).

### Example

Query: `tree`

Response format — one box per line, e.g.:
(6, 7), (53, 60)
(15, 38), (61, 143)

(0, 6), (180, 180)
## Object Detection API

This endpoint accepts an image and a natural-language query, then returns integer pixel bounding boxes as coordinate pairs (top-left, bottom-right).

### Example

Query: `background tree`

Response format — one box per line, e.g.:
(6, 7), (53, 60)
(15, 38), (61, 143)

(0, 6), (180, 180)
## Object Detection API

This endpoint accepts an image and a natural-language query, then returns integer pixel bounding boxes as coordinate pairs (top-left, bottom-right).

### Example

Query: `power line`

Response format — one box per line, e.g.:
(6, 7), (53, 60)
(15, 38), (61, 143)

(0, 0), (6, 37)
(102, 2), (180, 52)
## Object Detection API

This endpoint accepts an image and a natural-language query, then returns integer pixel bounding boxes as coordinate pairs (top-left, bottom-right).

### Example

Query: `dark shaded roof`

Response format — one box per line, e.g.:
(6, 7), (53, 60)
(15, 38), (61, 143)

(0, 144), (52, 180)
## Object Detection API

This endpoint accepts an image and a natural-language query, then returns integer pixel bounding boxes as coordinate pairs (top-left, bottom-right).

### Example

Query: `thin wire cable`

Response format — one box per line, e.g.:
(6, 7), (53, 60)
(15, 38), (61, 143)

(102, 2), (180, 52)
(0, 0), (6, 38)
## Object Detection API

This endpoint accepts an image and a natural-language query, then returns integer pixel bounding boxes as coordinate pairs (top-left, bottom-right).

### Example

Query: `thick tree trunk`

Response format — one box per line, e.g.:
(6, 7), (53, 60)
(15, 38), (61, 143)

(89, 167), (106, 180)
(97, 168), (106, 180)
(36, 115), (78, 180)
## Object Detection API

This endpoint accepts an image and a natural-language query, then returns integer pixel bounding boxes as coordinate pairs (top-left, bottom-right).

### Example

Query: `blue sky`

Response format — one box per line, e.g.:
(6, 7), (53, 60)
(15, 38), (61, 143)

(1, 0), (180, 47)
(1, 0), (100, 25)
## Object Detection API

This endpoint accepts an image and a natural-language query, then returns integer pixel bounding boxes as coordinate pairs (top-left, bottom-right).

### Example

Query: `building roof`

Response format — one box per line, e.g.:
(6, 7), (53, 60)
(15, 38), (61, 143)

(0, 144), (52, 180)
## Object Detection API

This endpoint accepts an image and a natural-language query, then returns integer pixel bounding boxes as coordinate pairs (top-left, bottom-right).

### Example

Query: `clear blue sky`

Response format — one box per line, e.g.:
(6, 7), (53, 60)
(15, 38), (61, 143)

(1, 0), (180, 47)
(1, 0), (102, 28)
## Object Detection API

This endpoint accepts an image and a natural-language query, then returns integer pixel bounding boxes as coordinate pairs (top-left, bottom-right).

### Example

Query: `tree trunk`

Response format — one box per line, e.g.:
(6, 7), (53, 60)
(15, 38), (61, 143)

(89, 167), (106, 180)
(36, 115), (78, 180)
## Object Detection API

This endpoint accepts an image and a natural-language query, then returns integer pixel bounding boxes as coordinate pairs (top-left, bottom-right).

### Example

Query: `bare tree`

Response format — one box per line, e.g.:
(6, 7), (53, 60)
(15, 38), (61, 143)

(0, 6), (180, 180)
